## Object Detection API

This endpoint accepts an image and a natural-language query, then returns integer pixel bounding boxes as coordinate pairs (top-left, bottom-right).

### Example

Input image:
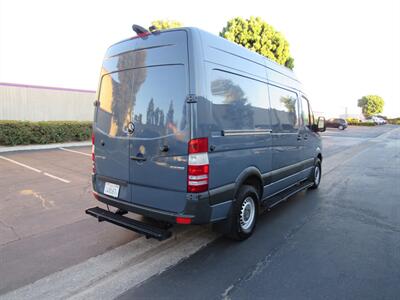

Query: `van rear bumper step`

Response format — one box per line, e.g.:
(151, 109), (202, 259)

(85, 207), (172, 241)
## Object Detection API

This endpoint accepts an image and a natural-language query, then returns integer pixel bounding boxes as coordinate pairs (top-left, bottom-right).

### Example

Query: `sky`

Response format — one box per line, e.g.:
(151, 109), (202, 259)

(0, 0), (399, 117)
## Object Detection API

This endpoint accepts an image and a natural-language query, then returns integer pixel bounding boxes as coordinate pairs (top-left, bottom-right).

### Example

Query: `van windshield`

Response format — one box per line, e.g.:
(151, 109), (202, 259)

(96, 65), (187, 138)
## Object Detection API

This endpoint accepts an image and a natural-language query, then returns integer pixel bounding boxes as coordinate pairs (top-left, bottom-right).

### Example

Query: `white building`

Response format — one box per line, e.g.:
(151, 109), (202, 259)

(0, 82), (96, 121)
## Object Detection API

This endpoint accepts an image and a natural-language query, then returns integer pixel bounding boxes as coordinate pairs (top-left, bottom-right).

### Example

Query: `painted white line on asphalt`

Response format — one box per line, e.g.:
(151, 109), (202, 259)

(0, 155), (70, 184)
(2, 226), (218, 300)
(0, 155), (42, 173)
(0, 141), (91, 153)
(43, 172), (71, 183)
(59, 147), (91, 157)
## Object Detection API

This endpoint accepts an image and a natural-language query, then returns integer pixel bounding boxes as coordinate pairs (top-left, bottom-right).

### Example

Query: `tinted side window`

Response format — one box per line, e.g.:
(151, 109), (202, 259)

(301, 96), (310, 127)
(308, 100), (315, 125)
(208, 70), (270, 130)
(268, 85), (299, 133)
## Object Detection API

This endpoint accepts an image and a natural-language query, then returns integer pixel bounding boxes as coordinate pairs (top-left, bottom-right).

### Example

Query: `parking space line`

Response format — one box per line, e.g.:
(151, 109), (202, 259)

(59, 147), (91, 157)
(43, 172), (71, 183)
(0, 155), (70, 184)
(0, 155), (41, 173)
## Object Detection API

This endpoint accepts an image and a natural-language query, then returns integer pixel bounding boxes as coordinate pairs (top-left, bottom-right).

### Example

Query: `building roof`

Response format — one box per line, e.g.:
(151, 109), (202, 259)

(0, 82), (95, 94)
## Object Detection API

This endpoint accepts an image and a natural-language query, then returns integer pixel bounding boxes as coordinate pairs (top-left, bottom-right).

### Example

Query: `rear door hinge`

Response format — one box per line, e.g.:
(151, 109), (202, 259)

(186, 94), (197, 103)
(93, 100), (100, 107)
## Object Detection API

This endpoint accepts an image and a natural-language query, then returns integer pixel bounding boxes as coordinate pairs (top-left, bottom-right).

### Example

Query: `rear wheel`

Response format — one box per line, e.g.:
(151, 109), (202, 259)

(309, 158), (322, 189)
(226, 185), (258, 241)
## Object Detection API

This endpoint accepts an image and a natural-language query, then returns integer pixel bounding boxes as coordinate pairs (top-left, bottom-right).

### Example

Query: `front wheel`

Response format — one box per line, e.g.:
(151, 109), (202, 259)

(338, 125), (344, 130)
(226, 185), (259, 241)
(309, 158), (322, 189)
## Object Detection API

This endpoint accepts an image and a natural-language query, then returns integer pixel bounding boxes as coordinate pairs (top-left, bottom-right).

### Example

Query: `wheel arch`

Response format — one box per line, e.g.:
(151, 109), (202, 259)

(233, 167), (263, 203)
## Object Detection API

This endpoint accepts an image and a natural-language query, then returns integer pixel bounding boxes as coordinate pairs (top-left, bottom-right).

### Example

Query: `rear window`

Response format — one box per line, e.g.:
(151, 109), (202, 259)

(97, 65), (187, 138)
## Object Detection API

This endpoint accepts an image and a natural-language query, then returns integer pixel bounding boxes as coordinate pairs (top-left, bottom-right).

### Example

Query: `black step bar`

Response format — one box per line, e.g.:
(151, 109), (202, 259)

(263, 180), (314, 209)
(86, 207), (172, 241)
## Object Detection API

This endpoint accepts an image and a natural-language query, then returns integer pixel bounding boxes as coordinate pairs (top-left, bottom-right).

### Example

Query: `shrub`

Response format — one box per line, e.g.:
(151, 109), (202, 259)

(346, 118), (361, 124)
(348, 122), (375, 126)
(346, 118), (362, 125)
(345, 118), (377, 126)
(0, 121), (92, 146)
(387, 118), (400, 125)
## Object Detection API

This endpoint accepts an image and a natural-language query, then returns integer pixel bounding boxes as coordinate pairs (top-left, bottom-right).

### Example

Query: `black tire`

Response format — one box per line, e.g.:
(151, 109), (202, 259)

(338, 125), (344, 130)
(309, 158), (322, 190)
(226, 185), (259, 241)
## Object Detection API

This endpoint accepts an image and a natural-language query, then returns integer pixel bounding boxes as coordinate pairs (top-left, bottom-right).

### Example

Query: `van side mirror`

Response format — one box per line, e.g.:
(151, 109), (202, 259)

(311, 117), (326, 132)
(316, 117), (326, 132)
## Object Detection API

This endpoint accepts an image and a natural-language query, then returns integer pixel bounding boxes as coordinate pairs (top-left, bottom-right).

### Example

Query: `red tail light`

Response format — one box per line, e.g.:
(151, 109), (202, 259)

(91, 133), (96, 174)
(188, 138), (208, 154)
(130, 32), (151, 40)
(176, 217), (192, 224)
(187, 138), (209, 193)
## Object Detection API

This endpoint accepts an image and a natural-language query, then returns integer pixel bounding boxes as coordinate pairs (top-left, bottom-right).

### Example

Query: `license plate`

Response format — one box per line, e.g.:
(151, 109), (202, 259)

(104, 182), (120, 198)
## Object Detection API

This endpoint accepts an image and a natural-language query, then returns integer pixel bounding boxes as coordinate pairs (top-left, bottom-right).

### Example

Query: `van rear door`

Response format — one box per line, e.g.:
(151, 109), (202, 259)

(94, 31), (190, 213)
(94, 70), (131, 202)
(127, 65), (189, 212)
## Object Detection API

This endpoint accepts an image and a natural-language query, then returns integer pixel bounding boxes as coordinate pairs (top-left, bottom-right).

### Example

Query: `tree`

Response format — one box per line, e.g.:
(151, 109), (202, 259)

(166, 101), (175, 125)
(146, 98), (155, 125)
(220, 17), (294, 69)
(284, 57), (294, 70)
(151, 20), (182, 30)
(357, 95), (384, 118)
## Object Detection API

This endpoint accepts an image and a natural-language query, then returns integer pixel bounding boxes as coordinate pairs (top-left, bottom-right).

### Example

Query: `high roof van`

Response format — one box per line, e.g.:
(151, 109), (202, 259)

(86, 26), (326, 241)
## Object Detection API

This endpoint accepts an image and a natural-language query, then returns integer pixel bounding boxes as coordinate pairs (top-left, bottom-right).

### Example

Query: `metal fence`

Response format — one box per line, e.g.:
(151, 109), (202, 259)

(0, 82), (96, 121)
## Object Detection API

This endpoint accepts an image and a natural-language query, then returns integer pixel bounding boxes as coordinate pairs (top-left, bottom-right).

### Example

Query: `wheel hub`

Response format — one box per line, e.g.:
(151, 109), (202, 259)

(315, 166), (321, 185)
(240, 197), (255, 232)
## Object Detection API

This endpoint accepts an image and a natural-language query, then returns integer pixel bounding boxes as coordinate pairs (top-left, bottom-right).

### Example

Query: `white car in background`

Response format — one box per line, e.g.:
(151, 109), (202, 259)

(369, 116), (386, 125)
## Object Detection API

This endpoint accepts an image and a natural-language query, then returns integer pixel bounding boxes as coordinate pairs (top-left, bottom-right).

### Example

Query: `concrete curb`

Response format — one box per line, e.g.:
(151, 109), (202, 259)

(0, 141), (91, 153)
(1, 226), (218, 300)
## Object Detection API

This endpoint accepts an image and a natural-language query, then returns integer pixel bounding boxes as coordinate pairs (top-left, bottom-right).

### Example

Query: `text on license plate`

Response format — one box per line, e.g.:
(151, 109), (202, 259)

(104, 182), (120, 198)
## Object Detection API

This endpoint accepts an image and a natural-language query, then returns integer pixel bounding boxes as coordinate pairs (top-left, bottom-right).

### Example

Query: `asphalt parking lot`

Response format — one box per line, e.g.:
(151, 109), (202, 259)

(0, 146), (139, 294)
(0, 125), (399, 299)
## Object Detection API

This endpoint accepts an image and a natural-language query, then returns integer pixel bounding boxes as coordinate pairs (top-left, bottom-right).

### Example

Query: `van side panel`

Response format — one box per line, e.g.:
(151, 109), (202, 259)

(197, 38), (273, 204)
(265, 69), (312, 195)
(193, 29), (318, 211)
(266, 67), (302, 91)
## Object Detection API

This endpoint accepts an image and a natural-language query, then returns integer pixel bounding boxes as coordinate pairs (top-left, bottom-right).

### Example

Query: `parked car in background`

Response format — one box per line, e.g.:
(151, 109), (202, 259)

(326, 118), (348, 130)
(364, 118), (376, 124)
(374, 116), (387, 125)
(367, 116), (386, 125)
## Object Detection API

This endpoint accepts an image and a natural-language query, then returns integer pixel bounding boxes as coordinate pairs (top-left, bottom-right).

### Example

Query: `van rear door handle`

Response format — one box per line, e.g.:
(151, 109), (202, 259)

(297, 135), (302, 141)
(130, 156), (146, 162)
(159, 145), (169, 152)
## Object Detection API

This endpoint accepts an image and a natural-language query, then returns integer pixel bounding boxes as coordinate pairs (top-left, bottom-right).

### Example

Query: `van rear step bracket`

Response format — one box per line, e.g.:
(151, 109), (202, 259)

(85, 207), (172, 241)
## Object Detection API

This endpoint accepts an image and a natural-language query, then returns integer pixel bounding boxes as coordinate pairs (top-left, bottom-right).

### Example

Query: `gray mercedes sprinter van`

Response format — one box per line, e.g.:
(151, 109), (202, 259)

(86, 25), (326, 241)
